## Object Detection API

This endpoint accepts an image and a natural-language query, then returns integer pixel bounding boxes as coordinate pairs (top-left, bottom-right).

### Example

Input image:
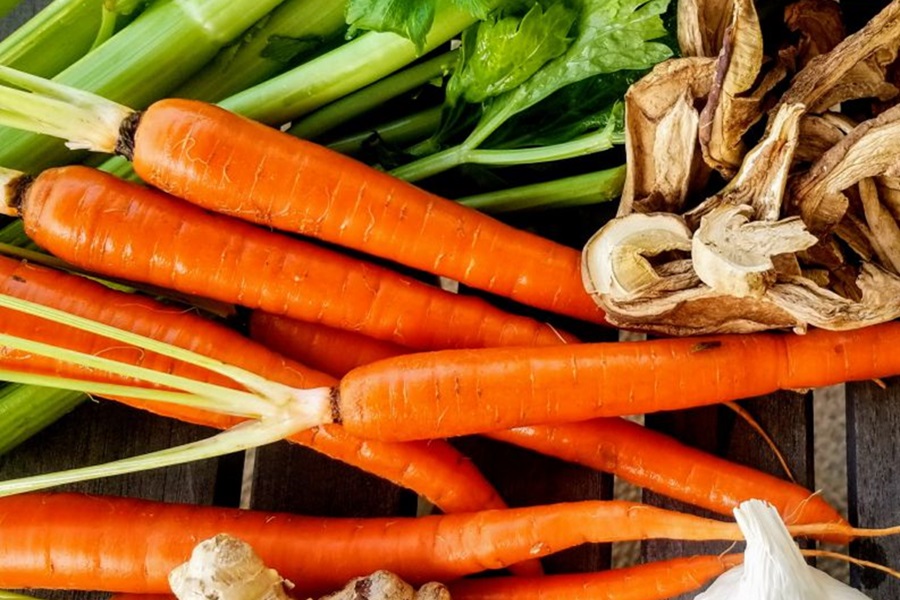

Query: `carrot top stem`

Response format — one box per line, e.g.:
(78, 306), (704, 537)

(0, 64), (132, 153)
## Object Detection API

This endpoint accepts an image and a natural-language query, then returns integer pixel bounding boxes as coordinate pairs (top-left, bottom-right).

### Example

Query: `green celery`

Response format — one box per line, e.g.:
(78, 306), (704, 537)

(0, 0), (288, 172)
(0, 0), (105, 77)
(289, 49), (457, 140)
(220, 2), (493, 125)
(392, 109), (626, 182)
(0, 383), (85, 455)
(174, 0), (347, 103)
(0, 0), (21, 21)
(326, 105), (442, 155)
(458, 164), (626, 213)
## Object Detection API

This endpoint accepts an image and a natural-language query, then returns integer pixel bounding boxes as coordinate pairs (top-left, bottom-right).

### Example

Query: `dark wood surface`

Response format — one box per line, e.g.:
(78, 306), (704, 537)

(0, 1), (897, 599)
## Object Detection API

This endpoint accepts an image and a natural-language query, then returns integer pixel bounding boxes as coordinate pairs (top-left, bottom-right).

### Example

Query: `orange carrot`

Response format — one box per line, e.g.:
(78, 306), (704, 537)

(3, 165), (573, 352)
(0, 492), (780, 595)
(124, 99), (605, 325)
(249, 311), (411, 378)
(448, 554), (744, 600)
(250, 314), (846, 529)
(0, 255), (508, 517)
(104, 554), (743, 600)
(334, 326), (900, 441)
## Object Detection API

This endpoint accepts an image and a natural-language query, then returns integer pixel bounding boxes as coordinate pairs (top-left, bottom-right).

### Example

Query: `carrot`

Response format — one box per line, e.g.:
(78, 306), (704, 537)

(448, 554), (744, 600)
(0, 255), (509, 517)
(1, 164), (573, 352)
(249, 311), (411, 378)
(123, 99), (605, 325)
(249, 314), (846, 529)
(104, 554), (743, 600)
(0, 492), (815, 596)
(334, 326), (900, 441)
(0, 66), (606, 326)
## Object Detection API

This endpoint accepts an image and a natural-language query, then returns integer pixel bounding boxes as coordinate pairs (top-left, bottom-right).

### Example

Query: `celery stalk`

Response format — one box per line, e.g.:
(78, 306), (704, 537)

(220, 2), (490, 125)
(0, 0), (105, 77)
(0, 0), (287, 172)
(288, 49), (457, 141)
(458, 165), (626, 213)
(326, 105), (443, 155)
(0, 383), (85, 455)
(174, 0), (348, 103)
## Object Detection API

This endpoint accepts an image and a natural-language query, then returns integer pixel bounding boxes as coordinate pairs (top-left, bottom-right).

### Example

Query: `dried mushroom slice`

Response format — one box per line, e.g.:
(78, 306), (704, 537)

(858, 177), (900, 274)
(784, 0), (845, 68)
(687, 102), (805, 226)
(582, 212), (693, 301)
(678, 0), (734, 57)
(789, 103), (900, 234)
(601, 285), (802, 336)
(775, 0), (900, 115)
(692, 204), (818, 298)
(698, 0), (765, 176)
(876, 176), (900, 221)
(768, 263), (900, 329)
(794, 112), (855, 164)
(619, 57), (716, 216)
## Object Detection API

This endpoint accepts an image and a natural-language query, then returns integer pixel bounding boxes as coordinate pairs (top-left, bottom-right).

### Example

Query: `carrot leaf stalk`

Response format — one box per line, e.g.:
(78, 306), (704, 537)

(0, 64), (130, 153)
(0, 292), (334, 495)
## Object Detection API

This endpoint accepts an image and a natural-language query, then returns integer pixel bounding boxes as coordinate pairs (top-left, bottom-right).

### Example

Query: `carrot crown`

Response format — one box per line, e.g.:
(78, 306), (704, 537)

(0, 65), (133, 153)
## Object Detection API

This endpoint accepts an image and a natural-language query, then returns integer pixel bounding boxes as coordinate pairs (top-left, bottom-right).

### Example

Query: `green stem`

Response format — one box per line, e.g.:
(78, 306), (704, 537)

(392, 123), (626, 182)
(0, 0), (286, 172)
(458, 165), (626, 213)
(0, 0), (106, 78)
(220, 3), (490, 125)
(175, 0), (348, 104)
(0, 333), (271, 418)
(326, 105), (443, 155)
(289, 50), (458, 141)
(0, 412), (320, 497)
(0, 384), (85, 456)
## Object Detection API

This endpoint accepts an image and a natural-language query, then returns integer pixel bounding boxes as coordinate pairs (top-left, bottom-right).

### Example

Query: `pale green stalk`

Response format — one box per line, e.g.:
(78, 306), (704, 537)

(289, 49), (457, 140)
(326, 105), (442, 155)
(392, 121), (627, 182)
(0, 411), (321, 496)
(0, 384), (85, 455)
(0, 333), (272, 418)
(175, 0), (347, 103)
(0, 0), (106, 77)
(0, 293), (294, 404)
(220, 2), (494, 125)
(0, 0), (287, 172)
(458, 165), (626, 213)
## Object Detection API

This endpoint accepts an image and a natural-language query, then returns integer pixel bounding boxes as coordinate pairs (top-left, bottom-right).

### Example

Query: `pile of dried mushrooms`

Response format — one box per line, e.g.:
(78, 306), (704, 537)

(582, 0), (900, 335)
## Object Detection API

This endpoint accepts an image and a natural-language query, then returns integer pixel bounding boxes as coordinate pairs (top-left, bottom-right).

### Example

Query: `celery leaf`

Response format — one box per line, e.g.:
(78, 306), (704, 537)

(447, 2), (578, 105)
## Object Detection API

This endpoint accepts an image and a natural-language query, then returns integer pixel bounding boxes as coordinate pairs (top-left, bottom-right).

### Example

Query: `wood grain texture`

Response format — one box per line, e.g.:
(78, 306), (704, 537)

(846, 378), (900, 600)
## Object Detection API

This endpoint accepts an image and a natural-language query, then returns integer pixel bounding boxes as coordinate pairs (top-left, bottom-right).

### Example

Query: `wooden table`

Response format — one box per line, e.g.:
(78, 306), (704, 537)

(0, 1), (898, 599)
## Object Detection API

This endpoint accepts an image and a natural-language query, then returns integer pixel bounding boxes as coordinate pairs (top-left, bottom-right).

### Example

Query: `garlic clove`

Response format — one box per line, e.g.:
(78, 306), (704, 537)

(696, 499), (871, 599)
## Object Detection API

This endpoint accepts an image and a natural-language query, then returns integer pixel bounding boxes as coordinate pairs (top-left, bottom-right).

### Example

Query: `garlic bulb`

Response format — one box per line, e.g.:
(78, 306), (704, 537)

(696, 499), (871, 599)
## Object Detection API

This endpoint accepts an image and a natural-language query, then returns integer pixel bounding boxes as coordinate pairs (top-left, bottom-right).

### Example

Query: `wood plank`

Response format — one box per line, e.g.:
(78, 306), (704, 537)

(641, 391), (814, 599)
(247, 441), (413, 517)
(846, 378), (900, 599)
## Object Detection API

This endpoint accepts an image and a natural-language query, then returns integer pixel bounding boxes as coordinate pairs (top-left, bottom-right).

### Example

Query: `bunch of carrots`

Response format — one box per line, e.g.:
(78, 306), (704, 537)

(0, 1), (896, 599)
